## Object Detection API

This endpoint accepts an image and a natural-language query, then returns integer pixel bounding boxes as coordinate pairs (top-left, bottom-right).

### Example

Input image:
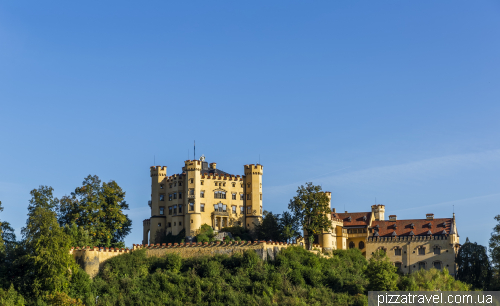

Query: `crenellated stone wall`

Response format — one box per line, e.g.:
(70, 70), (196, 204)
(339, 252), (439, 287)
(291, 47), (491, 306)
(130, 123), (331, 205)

(71, 241), (296, 278)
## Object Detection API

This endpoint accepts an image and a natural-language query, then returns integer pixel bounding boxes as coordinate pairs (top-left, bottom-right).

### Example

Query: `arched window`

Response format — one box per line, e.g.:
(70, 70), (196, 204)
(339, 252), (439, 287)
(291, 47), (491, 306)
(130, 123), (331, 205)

(433, 261), (442, 269)
(349, 241), (355, 249)
(359, 241), (365, 249)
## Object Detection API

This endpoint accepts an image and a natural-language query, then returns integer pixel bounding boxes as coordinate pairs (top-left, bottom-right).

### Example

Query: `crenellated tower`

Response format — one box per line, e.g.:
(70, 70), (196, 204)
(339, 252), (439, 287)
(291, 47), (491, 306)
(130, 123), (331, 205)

(148, 166), (167, 244)
(243, 164), (263, 230)
(184, 160), (202, 237)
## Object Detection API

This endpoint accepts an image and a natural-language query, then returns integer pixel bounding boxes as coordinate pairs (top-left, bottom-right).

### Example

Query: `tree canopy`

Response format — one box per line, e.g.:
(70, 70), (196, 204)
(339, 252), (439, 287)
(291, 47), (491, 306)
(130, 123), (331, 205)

(456, 237), (492, 290)
(58, 175), (132, 248)
(288, 183), (333, 248)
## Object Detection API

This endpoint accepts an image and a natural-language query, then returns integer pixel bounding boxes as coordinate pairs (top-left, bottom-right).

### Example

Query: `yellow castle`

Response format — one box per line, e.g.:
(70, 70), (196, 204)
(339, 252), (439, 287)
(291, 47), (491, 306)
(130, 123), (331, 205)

(308, 194), (460, 275)
(143, 156), (263, 244)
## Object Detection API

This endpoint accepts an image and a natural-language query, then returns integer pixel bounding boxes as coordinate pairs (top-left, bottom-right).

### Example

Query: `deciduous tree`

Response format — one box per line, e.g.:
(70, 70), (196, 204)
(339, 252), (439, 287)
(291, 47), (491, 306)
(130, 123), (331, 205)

(365, 249), (399, 291)
(288, 183), (333, 249)
(457, 237), (492, 290)
(58, 175), (132, 248)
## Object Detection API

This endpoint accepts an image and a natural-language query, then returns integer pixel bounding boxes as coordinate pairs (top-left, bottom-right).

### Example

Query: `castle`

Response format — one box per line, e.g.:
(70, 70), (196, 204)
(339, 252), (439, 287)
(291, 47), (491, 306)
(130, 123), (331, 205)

(308, 194), (460, 275)
(143, 156), (263, 244)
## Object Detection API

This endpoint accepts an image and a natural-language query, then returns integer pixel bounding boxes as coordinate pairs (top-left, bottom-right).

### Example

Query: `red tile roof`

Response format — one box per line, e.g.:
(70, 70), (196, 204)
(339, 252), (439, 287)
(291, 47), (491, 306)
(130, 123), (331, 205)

(371, 218), (452, 237)
(332, 212), (372, 226)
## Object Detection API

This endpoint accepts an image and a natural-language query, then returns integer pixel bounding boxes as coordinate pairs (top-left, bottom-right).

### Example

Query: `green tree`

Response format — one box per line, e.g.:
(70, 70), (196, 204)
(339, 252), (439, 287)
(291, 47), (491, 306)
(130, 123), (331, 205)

(280, 211), (299, 243)
(17, 186), (76, 299)
(365, 249), (399, 291)
(490, 215), (500, 290)
(255, 210), (282, 242)
(58, 175), (132, 248)
(0, 200), (4, 254)
(399, 268), (470, 291)
(288, 183), (333, 249)
(456, 237), (492, 290)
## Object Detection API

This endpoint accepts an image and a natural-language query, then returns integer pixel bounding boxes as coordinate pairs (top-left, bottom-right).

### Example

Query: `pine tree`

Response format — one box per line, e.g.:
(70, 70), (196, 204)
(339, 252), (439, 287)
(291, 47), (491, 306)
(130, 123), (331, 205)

(457, 237), (492, 290)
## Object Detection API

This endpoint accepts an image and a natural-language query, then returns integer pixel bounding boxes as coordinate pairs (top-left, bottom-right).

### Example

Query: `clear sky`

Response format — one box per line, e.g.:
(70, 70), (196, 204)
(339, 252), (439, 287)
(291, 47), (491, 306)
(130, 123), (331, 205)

(1, 1), (499, 249)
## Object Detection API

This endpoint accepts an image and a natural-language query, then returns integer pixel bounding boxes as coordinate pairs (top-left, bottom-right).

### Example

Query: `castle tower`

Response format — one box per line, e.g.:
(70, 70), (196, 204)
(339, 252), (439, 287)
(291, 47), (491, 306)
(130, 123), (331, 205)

(321, 192), (334, 252)
(149, 166), (167, 244)
(243, 164), (263, 230)
(184, 160), (202, 237)
(371, 204), (385, 221)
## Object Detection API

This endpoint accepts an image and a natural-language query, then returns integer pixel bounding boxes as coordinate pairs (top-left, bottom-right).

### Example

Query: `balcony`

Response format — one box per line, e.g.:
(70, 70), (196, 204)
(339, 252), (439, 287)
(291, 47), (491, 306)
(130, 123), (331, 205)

(212, 211), (230, 217)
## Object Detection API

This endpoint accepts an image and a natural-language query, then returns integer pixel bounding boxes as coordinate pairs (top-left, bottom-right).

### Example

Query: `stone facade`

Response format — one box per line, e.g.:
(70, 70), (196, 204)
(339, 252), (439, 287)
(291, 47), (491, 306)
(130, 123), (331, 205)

(312, 201), (460, 275)
(144, 156), (263, 244)
(71, 241), (294, 278)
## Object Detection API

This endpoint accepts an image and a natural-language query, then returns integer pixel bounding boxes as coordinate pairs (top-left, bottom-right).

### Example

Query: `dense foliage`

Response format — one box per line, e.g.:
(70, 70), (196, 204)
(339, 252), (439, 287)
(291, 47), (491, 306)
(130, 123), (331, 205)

(58, 175), (132, 248)
(456, 237), (492, 290)
(490, 214), (500, 290)
(288, 183), (333, 249)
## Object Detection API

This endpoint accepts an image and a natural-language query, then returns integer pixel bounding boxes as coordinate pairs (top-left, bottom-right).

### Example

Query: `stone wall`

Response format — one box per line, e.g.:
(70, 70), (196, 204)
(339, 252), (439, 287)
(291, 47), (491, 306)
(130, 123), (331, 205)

(71, 240), (294, 278)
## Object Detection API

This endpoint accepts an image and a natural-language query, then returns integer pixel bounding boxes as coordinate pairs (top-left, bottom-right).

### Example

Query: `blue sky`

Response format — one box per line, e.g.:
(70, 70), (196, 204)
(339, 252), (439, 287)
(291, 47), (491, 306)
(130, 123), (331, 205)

(1, 1), (499, 248)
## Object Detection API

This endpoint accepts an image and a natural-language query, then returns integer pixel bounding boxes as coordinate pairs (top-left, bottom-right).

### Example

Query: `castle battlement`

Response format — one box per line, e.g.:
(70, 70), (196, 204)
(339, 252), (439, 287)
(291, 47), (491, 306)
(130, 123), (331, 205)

(367, 235), (449, 242)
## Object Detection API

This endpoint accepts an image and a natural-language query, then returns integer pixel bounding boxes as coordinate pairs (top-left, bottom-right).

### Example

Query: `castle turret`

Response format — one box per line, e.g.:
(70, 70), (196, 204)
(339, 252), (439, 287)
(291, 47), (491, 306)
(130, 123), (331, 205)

(149, 166), (167, 244)
(371, 204), (385, 221)
(243, 164), (263, 230)
(184, 160), (202, 237)
(321, 191), (334, 252)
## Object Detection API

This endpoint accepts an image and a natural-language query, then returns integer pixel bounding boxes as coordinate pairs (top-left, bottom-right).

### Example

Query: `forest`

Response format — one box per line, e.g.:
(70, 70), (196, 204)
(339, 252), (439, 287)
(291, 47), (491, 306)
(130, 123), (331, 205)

(0, 178), (499, 305)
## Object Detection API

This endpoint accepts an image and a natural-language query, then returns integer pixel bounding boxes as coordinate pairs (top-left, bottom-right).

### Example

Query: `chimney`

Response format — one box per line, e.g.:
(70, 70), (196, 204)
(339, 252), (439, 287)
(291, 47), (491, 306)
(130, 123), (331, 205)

(210, 162), (217, 170)
(389, 215), (397, 221)
(426, 213), (434, 220)
(345, 211), (348, 213)
(332, 208), (336, 213)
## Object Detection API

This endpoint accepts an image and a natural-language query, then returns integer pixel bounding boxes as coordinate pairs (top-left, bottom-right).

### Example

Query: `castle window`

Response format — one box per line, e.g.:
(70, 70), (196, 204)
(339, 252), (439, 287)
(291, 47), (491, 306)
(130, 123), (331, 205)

(160, 194), (165, 201)
(240, 206), (244, 214)
(190, 179), (194, 184)
(395, 262), (402, 271)
(200, 204), (205, 212)
(418, 247), (425, 255)
(169, 184), (172, 188)
(247, 206), (252, 214)
(260, 194), (262, 200)
(232, 183), (236, 187)
(189, 189), (194, 196)
(168, 206), (172, 215)
(232, 193), (236, 200)
(179, 182), (182, 186)
(240, 193), (244, 200)
(178, 192), (182, 199)
(191, 219), (193, 223)
(189, 202), (194, 211)
(247, 194), (251, 200)
(160, 207), (164, 215)
(434, 246), (441, 255)
(418, 262), (426, 270)
(395, 248), (402, 256)
(168, 222), (171, 227)
(201, 180), (204, 185)
(174, 222), (176, 226)
(219, 183), (222, 187)
(247, 183), (251, 188)
(174, 183), (176, 187)
(168, 194), (172, 201)
(215, 182), (218, 186)
(359, 241), (365, 249)
(433, 261), (442, 269)
(160, 184), (164, 189)
(173, 205), (177, 214)
(241, 183), (243, 188)
(349, 242), (355, 249)
(179, 222), (182, 226)
(214, 191), (226, 199)
(223, 183), (226, 187)
(200, 191), (205, 198)
(222, 204), (227, 212)
(178, 204), (183, 214)
(173, 193), (177, 199)
(232, 206), (236, 214)
(158, 223), (161, 227)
